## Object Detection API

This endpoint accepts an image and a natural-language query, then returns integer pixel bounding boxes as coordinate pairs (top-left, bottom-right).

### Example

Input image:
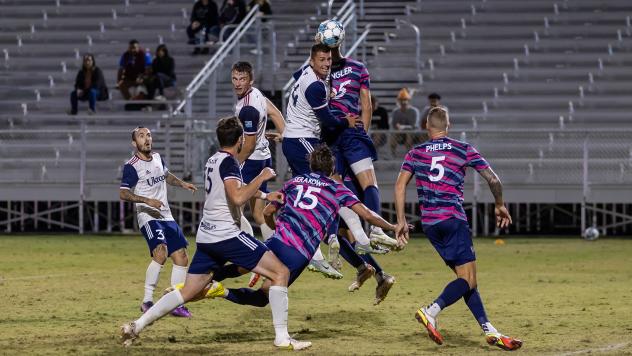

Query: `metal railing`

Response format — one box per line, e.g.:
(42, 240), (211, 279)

(174, 5), (261, 117)
(395, 18), (422, 74)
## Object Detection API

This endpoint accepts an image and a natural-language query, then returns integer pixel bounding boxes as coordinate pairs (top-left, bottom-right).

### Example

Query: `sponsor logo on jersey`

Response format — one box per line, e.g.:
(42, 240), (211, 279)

(146, 175), (166, 187)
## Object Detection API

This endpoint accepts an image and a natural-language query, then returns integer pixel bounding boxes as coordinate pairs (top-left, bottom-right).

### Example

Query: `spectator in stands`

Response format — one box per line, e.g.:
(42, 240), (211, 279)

(187, 0), (219, 55)
(370, 94), (389, 147)
(211, 0), (247, 41)
(389, 88), (420, 156)
(69, 54), (108, 115)
(248, 0), (272, 19)
(117, 39), (152, 101)
(147, 44), (176, 100)
(420, 92), (449, 130)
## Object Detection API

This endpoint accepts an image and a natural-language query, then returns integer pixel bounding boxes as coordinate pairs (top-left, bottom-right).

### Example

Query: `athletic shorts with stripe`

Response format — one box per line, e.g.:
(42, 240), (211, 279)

(140, 220), (188, 257)
(188, 231), (269, 274)
(281, 137), (321, 177)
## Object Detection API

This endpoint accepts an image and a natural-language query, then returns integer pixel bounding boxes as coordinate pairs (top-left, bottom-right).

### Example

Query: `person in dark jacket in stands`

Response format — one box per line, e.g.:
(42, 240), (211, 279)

(211, 0), (247, 41)
(69, 53), (108, 115)
(187, 0), (219, 55)
(248, 0), (272, 19)
(117, 39), (152, 100)
(148, 44), (176, 100)
(369, 94), (389, 147)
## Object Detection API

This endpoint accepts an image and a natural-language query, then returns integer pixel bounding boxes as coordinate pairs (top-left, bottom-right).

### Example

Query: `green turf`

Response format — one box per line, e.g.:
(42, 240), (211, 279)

(1, 235), (631, 355)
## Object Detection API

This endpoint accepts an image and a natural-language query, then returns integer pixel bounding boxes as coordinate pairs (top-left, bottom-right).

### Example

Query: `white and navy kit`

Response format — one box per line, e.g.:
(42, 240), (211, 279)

(120, 152), (187, 256)
(235, 87), (273, 191)
(189, 150), (268, 274)
(282, 66), (330, 176)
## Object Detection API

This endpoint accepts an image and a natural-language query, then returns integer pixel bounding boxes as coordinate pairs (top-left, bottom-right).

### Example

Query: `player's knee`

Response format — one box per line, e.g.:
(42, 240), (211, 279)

(171, 248), (188, 266)
(152, 244), (168, 264)
(272, 264), (290, 284)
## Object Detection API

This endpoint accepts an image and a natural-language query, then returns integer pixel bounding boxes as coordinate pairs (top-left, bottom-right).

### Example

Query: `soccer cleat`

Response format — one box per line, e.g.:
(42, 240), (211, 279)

(140, 301), (153, 314)
(307, 259), (343, 279)
(374, 273), (396, 305)
(348, 264), (376, 292)
(248, 273), (261, 288)
(415, 308), (444, 345)
(369, 226), (401, 250)
(327, 234), (343, 271)
(485, 332), (523, 351)
(120, 322), (139, 347)
(274, 338), (312, 350)
(355, 242), (390, 255)
(203, 281), (226, 299)
(171, 305), (192, 318)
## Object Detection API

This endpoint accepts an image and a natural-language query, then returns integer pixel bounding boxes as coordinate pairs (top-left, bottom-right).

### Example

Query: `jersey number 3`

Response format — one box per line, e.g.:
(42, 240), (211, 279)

(429, 156), (446, 182)
(293, 186), (320, 210)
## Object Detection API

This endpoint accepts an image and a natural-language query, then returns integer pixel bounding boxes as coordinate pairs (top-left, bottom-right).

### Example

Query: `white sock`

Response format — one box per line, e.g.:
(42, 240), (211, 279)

(143, 260), (163, 303)
(260, 223), (274, 241)
(171, 265), (187, 286)
(134, 289), (184, 333)
(426, 302), (442, 319)
(269, 286), (290, 344)
(311, 246), (325, 261)
(482, 322), (498, 334)
(370, 225), (385, 234)
(240, 214), (254, 236)
(339, 207), (371, 245)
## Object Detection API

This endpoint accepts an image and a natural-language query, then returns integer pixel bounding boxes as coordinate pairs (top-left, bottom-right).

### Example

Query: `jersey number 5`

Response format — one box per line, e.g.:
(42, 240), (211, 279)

(205, 167), (214, 194)
(429, 156), (446, 182)
(293, 186), (320, 210)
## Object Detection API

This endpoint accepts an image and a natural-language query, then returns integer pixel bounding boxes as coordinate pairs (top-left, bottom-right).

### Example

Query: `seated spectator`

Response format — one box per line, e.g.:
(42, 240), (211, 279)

(187, 0), (219, 55)
(370, 94), (389, 146)
(148, 44), (176, 100)
(210, 0), (247, 41)
(68, 54), (108, 115)
(249, 0), (272, 19)
(390, 88), (421, 157)
(117, 39), (151, 102)
(420, 92), (449, 130)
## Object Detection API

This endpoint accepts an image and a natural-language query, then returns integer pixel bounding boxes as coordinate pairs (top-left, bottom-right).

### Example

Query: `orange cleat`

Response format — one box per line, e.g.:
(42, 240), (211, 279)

(415, 308), (444, 345)
(486, 333), (523, 351)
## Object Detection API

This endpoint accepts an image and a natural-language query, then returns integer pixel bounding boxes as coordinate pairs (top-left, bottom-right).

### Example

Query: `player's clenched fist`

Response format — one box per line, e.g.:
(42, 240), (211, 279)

(265, 191), (284, 204)
(145, 198), (164, 209)
(260, 167), (277, 181)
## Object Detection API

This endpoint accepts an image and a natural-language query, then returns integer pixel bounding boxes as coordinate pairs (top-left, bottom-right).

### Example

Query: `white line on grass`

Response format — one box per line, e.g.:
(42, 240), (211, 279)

(556, 342), (630, 356)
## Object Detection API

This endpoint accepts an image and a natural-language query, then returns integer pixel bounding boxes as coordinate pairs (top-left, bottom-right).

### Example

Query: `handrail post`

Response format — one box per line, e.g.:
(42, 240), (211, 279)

(271, 26), (277, 91)
(581, 134), (589, 235)
(256, 16), (262, 73)
(359, 0), (364, 18)
(208, 71), (217, 118)
(396, 19), (422, 73)
(79, 119), (86, 235)
(185, 92), (192, 118)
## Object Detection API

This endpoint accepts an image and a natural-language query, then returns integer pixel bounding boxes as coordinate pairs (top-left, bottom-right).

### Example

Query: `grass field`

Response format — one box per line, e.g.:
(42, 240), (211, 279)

(1, 234), (632, 355)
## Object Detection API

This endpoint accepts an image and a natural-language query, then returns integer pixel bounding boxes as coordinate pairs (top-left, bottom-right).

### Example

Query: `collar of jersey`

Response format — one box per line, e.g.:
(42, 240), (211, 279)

(219, 150), (234, 156)
(135, 153), (153, 162)
(237, 88), (253, 100)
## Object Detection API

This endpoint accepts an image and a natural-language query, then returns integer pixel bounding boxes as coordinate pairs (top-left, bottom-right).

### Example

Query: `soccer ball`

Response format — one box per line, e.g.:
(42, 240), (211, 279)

(316, 19), (345, 48)
(583, 227), (600, 241)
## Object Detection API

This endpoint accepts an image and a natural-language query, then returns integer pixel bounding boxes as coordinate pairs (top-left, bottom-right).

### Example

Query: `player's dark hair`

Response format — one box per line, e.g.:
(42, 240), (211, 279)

(309, 145), (335, 176)
(216, 116), (244, 147)
(129, 39), (139, 46)
(310, 43), (331, 58)
(428, 92), (441, 100)
(131, 126), (147, 141)
(231, 61), (254, 81)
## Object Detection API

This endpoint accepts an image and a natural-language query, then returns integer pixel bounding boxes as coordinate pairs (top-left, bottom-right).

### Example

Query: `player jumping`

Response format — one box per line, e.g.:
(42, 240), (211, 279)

(121, 117), (311, 350)
(393, 108), (523, 351)
(119, 126), (197, 318)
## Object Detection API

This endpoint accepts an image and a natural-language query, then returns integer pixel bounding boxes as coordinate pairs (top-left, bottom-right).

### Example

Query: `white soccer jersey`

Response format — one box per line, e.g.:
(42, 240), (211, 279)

(284, 66), (330, 139)
(120, 152), (174, 228)
(196, 150), (243, 243)
(235, 87), (270, 160)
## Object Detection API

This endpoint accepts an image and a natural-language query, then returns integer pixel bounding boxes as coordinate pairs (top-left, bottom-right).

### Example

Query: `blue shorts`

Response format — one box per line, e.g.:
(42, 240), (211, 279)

(423, 218), (476, 268)
(188, 232), (269, 274)
(241, 158), (272, 192)
(140, 220), (188, 257)
(265, 237), (310, 286)
(332, 128), (377, 176)
(282, 137), (321, 177)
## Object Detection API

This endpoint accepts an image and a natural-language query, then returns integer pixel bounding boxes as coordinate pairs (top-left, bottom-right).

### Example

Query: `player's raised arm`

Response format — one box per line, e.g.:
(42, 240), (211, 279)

(350, 202), (396, 233)
(165, 172), (197, 192)
(478, 167), (512, 229)
(224, 167), (277, 207)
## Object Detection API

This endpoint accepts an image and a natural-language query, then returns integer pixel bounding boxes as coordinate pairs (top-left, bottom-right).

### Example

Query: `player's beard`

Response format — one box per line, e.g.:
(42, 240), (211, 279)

(139, 143), (152, 155)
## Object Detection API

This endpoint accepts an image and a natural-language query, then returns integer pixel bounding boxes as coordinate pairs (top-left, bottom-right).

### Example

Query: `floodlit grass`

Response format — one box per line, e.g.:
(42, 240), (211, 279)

(1, 234), (631, 355)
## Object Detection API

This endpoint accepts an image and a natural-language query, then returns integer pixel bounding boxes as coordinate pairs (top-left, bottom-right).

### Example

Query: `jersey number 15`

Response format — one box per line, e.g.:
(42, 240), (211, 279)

(293, 186), (320, 210)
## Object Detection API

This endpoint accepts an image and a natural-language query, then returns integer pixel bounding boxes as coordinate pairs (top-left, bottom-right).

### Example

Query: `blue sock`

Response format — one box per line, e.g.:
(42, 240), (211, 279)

(434, 278), (470, 309)
(225, 288), (269, 307)
(338, 238), (364, 268)
(361, 253), (383, 276)
(327, 216), (340, 238)
(463, 288), (489, 325)
(363, 185), (381, 215)
(212, 264), (242, 282)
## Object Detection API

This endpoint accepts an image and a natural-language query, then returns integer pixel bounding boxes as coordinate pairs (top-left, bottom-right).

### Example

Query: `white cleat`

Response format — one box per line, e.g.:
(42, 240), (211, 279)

(274, 338), (313, 350)
(307, 259), (343, 279)
(120, 322), (139, 347)
(327, 235), (343, 271)
(348, 264), (376, 292)
(369, 226), (401, 250)
(355, 242), (390, 255)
